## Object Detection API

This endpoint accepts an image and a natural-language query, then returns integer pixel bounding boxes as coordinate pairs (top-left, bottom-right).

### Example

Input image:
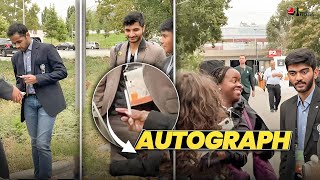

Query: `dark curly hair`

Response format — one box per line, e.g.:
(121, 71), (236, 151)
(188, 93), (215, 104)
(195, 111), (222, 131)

(174, 72), (230, 179)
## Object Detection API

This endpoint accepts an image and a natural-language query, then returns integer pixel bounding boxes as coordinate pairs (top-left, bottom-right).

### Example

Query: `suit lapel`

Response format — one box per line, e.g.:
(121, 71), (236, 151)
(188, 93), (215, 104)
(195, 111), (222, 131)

(287, 97), (297, 132)
(137, 38), (147, 62)
(117, 42), (128, 65)
(304, 87), (320, 149)
(31, 41), (39, 75)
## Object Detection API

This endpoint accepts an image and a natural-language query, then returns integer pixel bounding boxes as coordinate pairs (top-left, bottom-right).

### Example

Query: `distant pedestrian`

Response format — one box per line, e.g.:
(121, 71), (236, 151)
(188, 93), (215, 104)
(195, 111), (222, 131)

(234, 55), (255, 101)
(263, 60), (283, 112)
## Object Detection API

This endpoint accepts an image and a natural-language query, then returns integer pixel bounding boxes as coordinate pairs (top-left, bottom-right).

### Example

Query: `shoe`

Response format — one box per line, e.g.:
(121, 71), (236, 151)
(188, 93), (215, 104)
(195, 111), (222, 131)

(275, 108), (278, 112)
(270, 109), (275, 112)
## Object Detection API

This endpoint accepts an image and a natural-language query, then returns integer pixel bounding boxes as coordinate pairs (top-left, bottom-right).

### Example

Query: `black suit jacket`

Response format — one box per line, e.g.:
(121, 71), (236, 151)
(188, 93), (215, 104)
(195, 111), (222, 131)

(0, 78), (12, 178)
(11, 40), (67, 122)
(279, 85), (320, 179)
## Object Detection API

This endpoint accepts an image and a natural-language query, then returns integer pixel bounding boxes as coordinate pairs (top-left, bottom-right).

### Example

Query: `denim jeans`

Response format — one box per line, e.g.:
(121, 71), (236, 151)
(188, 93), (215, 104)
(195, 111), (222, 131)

(24, 95), (56, 179)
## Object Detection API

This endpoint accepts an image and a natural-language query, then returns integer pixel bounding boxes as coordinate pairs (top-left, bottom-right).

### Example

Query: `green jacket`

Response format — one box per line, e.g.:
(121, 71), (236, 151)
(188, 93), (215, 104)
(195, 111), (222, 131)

(234, 65), (255, 94)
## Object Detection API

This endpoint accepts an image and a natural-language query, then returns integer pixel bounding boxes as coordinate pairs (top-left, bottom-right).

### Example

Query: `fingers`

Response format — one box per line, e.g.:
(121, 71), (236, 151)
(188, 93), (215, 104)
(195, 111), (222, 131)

(128, 118), (134, 126)
(115, 108), (128, 114)
(120, 116), (129, 122)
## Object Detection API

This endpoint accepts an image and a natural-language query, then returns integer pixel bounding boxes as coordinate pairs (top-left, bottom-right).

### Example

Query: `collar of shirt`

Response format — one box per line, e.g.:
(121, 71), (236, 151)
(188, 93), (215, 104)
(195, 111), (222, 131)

(297, 86), (315, 108)
(24, 39), (33, 53)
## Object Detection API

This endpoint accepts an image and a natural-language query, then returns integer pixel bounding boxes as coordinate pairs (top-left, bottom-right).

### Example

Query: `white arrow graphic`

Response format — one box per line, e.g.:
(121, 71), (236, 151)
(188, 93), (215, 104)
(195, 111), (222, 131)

(92, 101), (136, 153)
(105, 114), (136, 153)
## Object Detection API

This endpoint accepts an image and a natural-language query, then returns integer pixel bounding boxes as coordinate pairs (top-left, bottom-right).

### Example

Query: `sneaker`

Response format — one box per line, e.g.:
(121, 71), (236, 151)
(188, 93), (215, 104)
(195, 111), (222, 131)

(270, 109), (275, 112)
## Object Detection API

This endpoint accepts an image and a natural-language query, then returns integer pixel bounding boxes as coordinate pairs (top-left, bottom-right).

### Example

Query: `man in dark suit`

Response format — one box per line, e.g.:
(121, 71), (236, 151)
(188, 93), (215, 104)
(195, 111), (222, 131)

(7, 23), (67, 179)
(234, 55), (255, 101)
(279, 48), (320, 180)
(0, 78), (23, 179)
(160, 17), (174, 80)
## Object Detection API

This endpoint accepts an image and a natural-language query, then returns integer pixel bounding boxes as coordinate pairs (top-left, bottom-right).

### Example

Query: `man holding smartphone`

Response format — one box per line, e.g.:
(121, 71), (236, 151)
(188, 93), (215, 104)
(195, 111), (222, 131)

(7, 23), (67, 179)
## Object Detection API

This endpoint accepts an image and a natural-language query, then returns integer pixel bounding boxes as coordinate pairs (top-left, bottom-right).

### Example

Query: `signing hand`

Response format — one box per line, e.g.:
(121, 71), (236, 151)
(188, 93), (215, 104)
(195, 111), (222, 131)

(116, 108), (150, 132)
(12, 86), (23, 104)
(20, 75), (37, 85)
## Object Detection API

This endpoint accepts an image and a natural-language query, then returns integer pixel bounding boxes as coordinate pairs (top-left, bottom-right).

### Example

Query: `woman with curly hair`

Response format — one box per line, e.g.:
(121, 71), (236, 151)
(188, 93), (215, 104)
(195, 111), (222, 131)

(175, 72), (231, 179)
(199, 61), (277, 180)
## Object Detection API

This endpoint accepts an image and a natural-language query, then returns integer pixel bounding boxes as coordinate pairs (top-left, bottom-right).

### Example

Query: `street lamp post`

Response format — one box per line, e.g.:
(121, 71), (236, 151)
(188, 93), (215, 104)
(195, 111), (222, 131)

(253, 28), (258, 74)
(23, 0), (25, 25)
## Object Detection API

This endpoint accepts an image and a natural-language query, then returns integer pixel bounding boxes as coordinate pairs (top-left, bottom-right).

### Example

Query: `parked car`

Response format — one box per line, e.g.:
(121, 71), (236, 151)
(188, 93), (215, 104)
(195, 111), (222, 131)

(56, 42), (75, 50)
(86, 42), (100, 49)
(0, 38), (17, 57)
(31, 37), (42, 43)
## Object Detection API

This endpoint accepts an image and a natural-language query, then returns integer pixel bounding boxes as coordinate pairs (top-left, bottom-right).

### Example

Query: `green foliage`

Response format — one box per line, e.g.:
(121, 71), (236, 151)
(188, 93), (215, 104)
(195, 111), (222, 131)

(0, 16), (9, 37)
(135, 0), (172, 39)
(43, 5), (67, 42)
(177, 53), (203, 71)
(66, 6), (75, 38)
(0, 0), (39, 31)
(267, 0), (320, 58)
(25, 3), (40, 30)
(96, 0), (171, 39)
(176, 0), (230, 64)
(0, 0), (31, 24)
(96, 0), (135, 34)
(56, 18), (68, 42)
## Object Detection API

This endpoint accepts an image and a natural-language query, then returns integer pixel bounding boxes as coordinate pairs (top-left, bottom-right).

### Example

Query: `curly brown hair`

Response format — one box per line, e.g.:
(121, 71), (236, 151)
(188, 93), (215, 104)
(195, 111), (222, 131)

(174, 72), (229, 179)
(176, 72), (225, 130)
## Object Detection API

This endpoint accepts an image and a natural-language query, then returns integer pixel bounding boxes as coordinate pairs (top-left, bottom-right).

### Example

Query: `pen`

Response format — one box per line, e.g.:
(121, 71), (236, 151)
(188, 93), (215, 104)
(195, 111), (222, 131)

(124, 89), (132, 115)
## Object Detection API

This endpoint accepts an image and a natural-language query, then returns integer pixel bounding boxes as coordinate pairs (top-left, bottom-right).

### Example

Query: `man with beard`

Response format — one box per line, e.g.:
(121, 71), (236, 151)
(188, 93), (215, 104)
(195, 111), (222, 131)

(109, 11), (166, 69)
(279, 48), (320, 180)
(7, 23), (67, 179)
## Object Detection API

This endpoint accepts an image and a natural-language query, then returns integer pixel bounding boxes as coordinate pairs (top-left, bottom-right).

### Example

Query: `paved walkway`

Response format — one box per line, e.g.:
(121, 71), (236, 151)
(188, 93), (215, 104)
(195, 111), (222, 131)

(242, 80), (297, 179)
(9, 160), (75, 179)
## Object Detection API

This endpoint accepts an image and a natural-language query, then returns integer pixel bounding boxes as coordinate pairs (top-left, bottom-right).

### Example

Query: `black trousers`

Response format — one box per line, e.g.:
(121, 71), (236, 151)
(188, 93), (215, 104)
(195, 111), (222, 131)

(0, 139), (9, 179)
(266, 84), (281, 110)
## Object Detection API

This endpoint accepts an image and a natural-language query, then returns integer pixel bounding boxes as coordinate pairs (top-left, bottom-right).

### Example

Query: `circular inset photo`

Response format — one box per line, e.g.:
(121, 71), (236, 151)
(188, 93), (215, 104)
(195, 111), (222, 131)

(92, 62), (179, 147)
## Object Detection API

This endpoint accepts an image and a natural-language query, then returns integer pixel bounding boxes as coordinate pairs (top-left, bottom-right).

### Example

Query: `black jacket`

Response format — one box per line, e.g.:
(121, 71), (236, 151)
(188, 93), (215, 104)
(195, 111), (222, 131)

(11, 40), (67, 122)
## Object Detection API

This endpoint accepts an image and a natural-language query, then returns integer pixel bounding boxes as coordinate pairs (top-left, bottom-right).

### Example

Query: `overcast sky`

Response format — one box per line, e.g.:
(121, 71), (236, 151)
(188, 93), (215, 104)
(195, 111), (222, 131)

(225, 0), (281, 27)
(31, 0), (97, 22)
(30, 0), (281, 26)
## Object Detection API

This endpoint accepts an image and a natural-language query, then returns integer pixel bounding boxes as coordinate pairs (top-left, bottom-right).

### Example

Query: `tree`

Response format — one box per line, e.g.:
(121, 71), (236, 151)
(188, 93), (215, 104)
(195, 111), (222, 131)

(42, 7), (49, 26)
(96, 0), (134, 35)
(66, 6), (75, 39)
(0, 16), (9, 37)
(176, 0), (230, 68)
(286, 0), (320, 58)
(25, 3), (40, 30)
(135, 0), (172, 39)
(0, 0), (31, 24)
(56, 18), (68, 42)
(267, 0), (320, 58)
(43, 5), (64, 43)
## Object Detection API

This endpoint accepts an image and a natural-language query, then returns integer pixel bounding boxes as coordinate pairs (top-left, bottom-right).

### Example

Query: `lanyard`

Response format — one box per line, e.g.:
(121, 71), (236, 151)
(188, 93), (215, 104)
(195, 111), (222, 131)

(166, 56), (173, 75)
(127, 47), (138, 63)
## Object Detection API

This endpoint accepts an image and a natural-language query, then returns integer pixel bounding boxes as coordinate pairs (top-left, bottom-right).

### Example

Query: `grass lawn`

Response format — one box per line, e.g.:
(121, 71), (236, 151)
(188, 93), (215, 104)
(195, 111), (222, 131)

(86, 33), (126, 49)
(0, 59), (78, 173)
(82, 56), (110, 178)
(43, 33), (126, 49)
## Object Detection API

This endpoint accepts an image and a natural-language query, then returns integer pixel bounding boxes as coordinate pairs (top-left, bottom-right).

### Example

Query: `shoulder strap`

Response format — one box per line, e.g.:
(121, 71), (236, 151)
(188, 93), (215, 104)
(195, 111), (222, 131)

(243, 108), (253, 130)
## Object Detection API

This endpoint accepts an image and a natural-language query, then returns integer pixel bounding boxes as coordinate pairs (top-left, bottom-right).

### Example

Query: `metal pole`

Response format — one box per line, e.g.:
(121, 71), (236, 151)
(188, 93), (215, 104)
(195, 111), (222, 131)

(76, 0), (86, 177)
(22, 0), (25, 25)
